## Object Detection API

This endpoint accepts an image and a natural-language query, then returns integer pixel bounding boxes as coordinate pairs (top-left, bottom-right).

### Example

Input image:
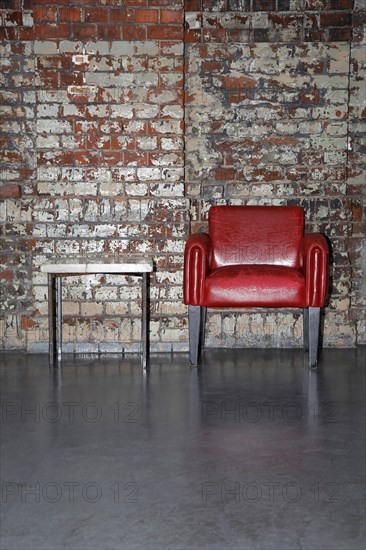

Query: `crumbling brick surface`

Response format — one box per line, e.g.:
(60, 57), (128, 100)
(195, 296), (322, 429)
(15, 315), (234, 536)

(0, 0), (364, 351)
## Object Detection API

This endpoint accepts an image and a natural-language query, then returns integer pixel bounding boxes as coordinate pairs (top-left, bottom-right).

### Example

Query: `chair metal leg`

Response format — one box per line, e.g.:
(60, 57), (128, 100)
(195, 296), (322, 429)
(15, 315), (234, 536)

(56, 276), (62, 358)
(303, 308), (309, 352)
(189, 305), (202, 367)
(48, 274), (56, 365)
(308, 307), (320, 369)
(200, 307), (207, 351)
(141, 273), (149, 369)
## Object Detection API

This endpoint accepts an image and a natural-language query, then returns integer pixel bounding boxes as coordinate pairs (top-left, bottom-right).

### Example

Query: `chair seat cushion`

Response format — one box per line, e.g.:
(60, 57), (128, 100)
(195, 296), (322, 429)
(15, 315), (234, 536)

(203, 265), (306, 307)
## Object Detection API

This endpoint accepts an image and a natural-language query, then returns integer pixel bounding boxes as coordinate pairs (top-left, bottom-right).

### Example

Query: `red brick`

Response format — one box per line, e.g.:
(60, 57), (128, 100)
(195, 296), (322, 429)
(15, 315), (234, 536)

(201, 60), (224, 72)
(320, 12), (352, 27)
(74, 151), (100, 165)
(38, 151), (74, 165)
(33, 7), (58, 22)
(328, 27), (352, 40)
(109, 8), (135, 22)
(59, 72), (84, 86)
(18, 27), (36, 40)
(0, 270), (13, 281)
(185, 0), (201, 9)
(352, 204), (363, 221)
(125, 151), (148, 166)
(122, 25), (147, 39)
(252, 168), (285, 181)
(160, 9), (183, 24)
(19, 168), (35, 181)
(85, 8), (109, 23)
(0, 185), (21, 199)
(299, 61), (324, 74)
(214, 167), (236, 180)
(221, 75), (257, 89)
(299, 88), (321, 103)
(37, 56), (72, 71)
(59, 7), (82, 22)
(4, 11), (23, 25)
(100, 151), (123, 165)
(34, 24), (69, 39)
(135, 9), (159, 23)
(37, 71), (59, 87)
(0, 136), (10, 148)
(184, 28), (202, 43)
(226, 91), (252, 103)
(71, 23), (97, 39)
(5, 42), (27, 55)
(328, 0), (353, 9)
(351, 222), (366, 236)
(147, 25), (183, 40)
(203, 27), (227, 42)
(0, 28), (16, 40)
(1, 151), (22, 163)
(226, 29), (246, 42)
(86, 136), (111, 150)
(305, 30), (326, 42)
(97, 25), (122, 39)
(270, 14), (303, 28)
(20, 316), (37, 330)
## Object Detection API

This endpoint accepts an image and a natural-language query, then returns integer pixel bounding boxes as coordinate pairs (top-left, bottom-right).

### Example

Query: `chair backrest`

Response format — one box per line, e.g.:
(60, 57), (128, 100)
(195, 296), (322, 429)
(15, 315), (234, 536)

(209, 206), (304, 269)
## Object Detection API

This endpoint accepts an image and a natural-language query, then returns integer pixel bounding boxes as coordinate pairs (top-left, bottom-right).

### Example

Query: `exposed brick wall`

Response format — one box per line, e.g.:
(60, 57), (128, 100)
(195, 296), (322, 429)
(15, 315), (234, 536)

(348, 0), (366, 344)
(0, 0), (364, 352)
(184, 0), (365, 348)
(1, 0), (188, 353)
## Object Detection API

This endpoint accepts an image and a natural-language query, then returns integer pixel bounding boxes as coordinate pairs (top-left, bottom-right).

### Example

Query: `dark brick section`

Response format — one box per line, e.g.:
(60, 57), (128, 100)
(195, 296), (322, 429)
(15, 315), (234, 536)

(184, 0), (354, 42)
(0, 185), (22, 199)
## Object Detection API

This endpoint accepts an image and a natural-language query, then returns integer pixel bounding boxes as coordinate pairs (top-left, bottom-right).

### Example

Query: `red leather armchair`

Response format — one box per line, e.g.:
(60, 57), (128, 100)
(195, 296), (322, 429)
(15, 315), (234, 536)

(184, 206), (329, 368)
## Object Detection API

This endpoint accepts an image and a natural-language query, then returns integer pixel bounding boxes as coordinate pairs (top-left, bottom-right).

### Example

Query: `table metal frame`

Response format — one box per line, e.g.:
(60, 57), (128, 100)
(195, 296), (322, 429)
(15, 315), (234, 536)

(43, 261), (152, 368)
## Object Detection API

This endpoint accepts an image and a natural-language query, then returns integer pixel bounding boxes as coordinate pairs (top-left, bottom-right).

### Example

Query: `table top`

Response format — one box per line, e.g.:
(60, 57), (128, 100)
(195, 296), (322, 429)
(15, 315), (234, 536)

(40, 256), (153, 274)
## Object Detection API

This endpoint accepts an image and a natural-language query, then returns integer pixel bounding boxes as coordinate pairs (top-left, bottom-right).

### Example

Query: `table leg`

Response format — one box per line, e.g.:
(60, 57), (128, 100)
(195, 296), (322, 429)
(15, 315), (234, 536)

(48, 274), (56, 365)
(141, 272), (148, 369)
(56, 276), (62, 358)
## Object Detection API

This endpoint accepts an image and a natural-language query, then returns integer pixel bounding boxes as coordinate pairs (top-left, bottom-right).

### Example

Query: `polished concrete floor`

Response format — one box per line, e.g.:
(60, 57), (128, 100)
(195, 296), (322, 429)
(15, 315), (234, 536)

(0, 348), (365, 550)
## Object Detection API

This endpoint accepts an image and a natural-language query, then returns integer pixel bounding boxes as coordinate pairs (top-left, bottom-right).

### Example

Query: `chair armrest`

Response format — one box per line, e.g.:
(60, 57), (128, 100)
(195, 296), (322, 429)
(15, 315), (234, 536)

(300, 233), (329, 307)
(184, 233), (212, 305)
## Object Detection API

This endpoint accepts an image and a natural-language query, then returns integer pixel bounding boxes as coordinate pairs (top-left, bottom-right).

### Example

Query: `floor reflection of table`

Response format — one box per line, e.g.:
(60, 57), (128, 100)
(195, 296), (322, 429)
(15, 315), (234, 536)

(40, 256), (153, 368)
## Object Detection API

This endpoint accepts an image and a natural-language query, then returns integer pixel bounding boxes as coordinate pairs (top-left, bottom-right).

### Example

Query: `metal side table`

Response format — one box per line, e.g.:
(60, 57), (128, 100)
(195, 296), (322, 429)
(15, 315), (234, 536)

(40, 256), (153, 368)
